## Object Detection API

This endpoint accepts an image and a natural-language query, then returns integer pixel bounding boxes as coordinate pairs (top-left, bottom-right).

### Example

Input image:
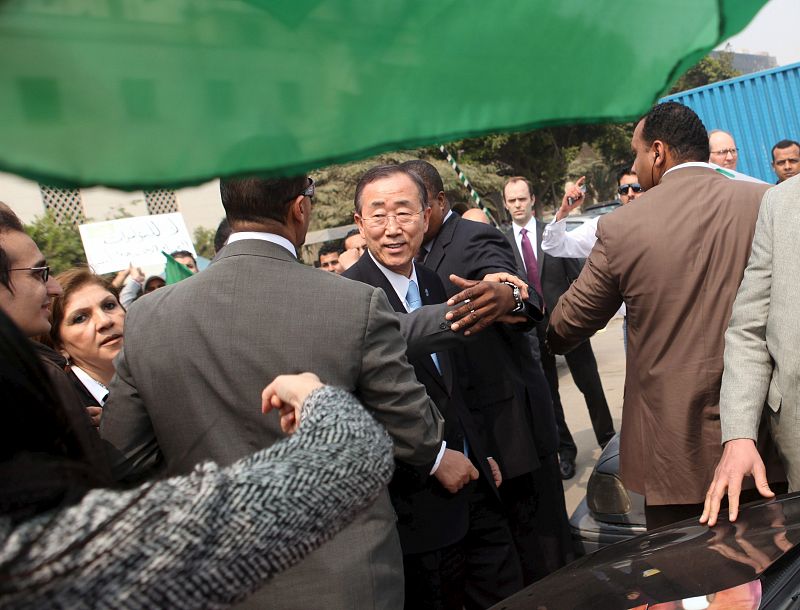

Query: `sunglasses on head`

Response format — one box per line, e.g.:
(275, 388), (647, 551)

(618, 184), (643, 195)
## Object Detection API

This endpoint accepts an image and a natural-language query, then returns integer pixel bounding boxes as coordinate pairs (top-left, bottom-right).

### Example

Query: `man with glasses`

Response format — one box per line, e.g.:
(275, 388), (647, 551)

(541, 167), (640, 259)
(0, 203), (107, 442)
(708, 130), (739, 171)
(344, 164), (523, 609)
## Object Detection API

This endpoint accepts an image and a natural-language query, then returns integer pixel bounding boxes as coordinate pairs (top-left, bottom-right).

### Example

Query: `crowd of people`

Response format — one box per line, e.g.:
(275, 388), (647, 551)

(0, 100), (798, 608)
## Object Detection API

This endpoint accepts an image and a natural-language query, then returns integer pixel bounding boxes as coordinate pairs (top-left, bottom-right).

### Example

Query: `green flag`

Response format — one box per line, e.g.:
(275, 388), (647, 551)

(0, 1), (767, 189)
(163, 251), (194, 285)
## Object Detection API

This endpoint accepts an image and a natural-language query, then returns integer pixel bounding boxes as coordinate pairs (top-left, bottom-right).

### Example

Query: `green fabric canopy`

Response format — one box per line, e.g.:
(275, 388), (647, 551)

(0, 0), (767, 189)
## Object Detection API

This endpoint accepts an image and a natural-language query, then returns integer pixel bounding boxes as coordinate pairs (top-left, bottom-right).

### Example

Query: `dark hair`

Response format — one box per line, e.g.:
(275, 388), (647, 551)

(214, 218), (232, 253)
(615, 166), (636, 185)
(318, 241), (343, 261)
(354, 165), (428, 213)
(640, 102), (709, 163)
(47, 268), (121, 351)
(170, 250), (197, 266)
(772, 139), (800, 161)
(0, 203), (25, 292)
(400, 160), (444, 198)
(0, 308), (111, 521)
(344, 228), (361, 240)
(502, 176), (534, 200)
(220, 175), (309, 225)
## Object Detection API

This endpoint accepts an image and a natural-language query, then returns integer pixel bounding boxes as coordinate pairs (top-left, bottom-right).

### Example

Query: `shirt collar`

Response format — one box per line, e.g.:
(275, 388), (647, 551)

(512, 216), (538, 237)
(226, 231), (297, 258)
(367, 250), (419, 312)
(663, 161), (716, 177)
(71, 365), (108, 405)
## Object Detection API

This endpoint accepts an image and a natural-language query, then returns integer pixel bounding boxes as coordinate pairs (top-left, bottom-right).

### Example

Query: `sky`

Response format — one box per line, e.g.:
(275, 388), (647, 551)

(717, 0), (800, 66)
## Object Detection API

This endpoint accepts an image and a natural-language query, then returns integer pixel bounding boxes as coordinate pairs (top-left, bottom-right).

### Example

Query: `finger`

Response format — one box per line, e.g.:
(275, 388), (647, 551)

(752, 461), (775, 498)
(703, 478), (727, 527)
(727, 478), (742, 523)
(576, 176), (586, 187)
(470, 465), (479, 480)
(261, 385), (275, 413)
(448, 274), (479, 290)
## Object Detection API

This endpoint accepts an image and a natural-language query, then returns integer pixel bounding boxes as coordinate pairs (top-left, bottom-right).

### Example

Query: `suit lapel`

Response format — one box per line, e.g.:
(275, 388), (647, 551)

(355, 256), (447, 391)
(504, 229), (526, 277)
(418, 270), (451, 392)
(354, 255), (407, 313)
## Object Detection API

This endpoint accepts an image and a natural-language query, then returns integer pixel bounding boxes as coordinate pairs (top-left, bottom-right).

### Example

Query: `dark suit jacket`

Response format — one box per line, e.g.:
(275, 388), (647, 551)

(344, 254), (497, 554)
(101, 238), (445, 610)
(505, 220), (583, 315)
(423, 213), (559, 478)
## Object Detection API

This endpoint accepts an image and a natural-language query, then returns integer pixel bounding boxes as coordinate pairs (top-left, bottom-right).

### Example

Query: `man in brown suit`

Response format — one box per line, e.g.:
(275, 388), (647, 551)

(546, 102), (770, 529)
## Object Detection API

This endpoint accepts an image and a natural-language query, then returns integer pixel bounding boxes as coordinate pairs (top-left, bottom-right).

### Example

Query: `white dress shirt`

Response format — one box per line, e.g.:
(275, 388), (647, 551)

(71, 365), (109, 405)
(542, 215), (599, 259)
(367, 250), (448, 473)
(509, 216), (539, 272)
(226, 231), (297, 257)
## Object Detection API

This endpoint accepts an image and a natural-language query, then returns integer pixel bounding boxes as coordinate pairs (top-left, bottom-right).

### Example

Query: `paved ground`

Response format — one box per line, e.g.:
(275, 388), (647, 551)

(555, 316), (626, 516)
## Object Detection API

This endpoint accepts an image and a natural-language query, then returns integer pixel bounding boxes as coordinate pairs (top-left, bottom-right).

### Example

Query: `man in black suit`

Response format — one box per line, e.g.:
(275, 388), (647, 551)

(503, 176), (615, 481)
(404, 160), (573, 583)
(344, 164), (523, 609)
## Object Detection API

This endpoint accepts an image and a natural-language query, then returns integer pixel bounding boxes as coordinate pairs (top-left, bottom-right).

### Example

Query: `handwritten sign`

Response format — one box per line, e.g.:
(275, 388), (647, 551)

(79, 213), (197, 274)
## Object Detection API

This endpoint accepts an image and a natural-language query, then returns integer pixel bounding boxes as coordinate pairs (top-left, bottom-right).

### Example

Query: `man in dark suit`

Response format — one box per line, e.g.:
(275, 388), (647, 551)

(343, 164), (523, 609)
(503, 176), (615, 480)
(100, 175), (447, 610)
(404, 160), (573, 583)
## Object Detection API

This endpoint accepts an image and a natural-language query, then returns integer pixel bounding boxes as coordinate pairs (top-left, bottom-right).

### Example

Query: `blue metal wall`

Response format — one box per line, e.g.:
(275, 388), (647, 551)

(661, 62), (800, 183)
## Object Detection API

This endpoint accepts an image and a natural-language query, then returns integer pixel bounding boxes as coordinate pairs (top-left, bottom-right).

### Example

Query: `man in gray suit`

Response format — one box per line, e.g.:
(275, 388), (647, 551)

(101, 175), (450, 609)
(702, 174), (800, 527)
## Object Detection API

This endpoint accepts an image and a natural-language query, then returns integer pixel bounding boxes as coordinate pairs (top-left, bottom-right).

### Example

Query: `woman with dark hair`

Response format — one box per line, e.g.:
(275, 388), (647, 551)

(47, 268), (125, 424)
(0, 309), (393, 608)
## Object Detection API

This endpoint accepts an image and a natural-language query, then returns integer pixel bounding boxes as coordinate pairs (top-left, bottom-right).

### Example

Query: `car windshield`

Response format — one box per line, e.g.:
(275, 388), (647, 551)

(495, 494), (800, 609)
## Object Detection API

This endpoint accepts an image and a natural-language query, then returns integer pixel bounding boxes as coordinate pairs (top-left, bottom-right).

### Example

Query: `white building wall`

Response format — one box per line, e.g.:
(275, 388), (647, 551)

(0, 171), (224, 236)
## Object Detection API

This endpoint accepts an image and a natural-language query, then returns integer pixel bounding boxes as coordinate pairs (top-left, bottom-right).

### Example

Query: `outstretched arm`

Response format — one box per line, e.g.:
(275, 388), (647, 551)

(2, 382), (393, 608)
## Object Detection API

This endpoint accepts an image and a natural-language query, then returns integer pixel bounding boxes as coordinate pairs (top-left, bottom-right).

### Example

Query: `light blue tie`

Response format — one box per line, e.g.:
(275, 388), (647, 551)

(407, 280), (467, 457)
(406, 280), (441, 374)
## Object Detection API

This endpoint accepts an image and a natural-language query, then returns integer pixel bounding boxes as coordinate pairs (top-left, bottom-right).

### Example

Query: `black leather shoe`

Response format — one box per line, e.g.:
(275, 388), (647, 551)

(559, 455), (576, 480)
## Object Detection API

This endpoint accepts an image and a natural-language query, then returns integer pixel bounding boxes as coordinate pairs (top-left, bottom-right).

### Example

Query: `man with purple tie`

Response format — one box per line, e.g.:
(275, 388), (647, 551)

(503, 177), (614, 481)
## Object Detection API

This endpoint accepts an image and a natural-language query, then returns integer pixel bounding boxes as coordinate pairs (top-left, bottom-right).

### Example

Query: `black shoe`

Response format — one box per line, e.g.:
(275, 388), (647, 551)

(559, 455), (576, 480)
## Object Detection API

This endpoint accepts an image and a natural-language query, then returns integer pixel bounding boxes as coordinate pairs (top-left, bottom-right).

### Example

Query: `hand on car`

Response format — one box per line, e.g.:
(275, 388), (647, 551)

(262, 372), (324, 434)
(434, 448), (479, 493)
(700, 438), (774, 527)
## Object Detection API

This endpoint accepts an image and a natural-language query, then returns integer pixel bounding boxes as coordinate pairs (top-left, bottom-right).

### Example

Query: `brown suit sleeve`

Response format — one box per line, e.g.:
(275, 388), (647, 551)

(546, 223), (623, 354)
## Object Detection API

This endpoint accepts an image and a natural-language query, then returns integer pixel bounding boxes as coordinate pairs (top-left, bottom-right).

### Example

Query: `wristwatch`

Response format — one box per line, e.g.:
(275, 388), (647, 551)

(501, 281), (525, 313)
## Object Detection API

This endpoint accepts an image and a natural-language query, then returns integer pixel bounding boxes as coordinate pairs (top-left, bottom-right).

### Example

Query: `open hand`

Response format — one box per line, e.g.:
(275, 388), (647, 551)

(700, 438), (774, 527)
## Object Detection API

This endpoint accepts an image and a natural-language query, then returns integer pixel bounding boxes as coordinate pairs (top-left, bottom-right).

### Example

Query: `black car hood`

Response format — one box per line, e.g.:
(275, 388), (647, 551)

(493, 493), (800, 609)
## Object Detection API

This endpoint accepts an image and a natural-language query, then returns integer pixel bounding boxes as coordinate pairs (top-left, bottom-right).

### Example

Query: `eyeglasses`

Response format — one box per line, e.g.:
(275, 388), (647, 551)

(299, 177), (315, 199)
(617, 184), (643, 195)
(10, 265), (50, 283)
(710, 148), (738, 157)
(361, 211), (422, 228)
